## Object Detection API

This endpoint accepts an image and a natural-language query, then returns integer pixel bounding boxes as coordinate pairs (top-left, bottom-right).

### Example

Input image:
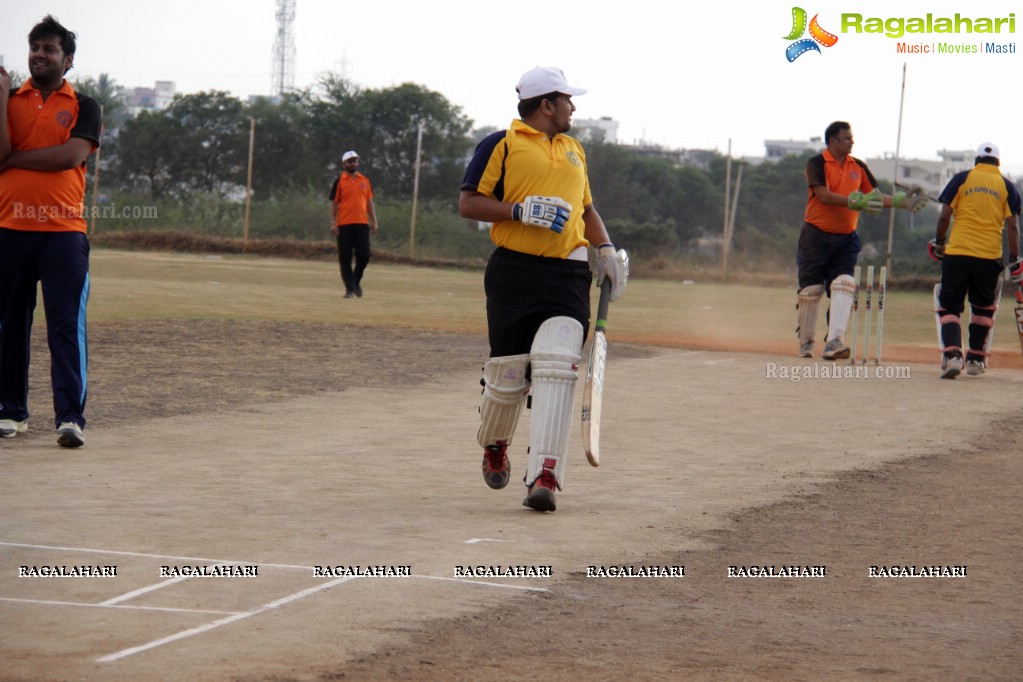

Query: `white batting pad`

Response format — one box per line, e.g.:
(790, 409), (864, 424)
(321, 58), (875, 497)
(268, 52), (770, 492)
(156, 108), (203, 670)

(797, 284), (824, 345)
(478, 354), (530, 448)
(526, 317), (584, 488)
(827, 275), (857, 342)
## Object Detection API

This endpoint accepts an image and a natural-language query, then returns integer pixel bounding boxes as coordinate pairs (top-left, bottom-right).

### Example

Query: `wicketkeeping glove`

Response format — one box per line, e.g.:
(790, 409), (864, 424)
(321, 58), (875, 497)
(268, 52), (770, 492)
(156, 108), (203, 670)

(1009, 257), (1023, 283)
(513, 195), (572, 233)
(847, 188), (883, 215)
(596, 245), (629, 302)
(893, 186), (929, 212)
(927, 239), (945, 262)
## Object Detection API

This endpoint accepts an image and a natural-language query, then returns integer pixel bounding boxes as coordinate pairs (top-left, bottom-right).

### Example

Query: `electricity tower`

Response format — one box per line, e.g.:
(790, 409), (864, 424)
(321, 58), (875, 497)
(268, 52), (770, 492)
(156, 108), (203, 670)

(271, 0), (296, 95)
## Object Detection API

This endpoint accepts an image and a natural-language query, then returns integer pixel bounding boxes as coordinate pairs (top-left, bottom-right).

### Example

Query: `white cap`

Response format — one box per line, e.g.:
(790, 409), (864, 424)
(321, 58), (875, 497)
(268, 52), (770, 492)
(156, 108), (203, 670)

(976, 142), (999, 160)
(342, 150), (359, 162)
(516, 66), (587, 100)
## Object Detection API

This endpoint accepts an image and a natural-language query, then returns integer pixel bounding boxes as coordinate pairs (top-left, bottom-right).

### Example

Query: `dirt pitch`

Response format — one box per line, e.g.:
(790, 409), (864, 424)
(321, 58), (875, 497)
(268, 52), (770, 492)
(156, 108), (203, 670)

(2, 314), (1022, 680)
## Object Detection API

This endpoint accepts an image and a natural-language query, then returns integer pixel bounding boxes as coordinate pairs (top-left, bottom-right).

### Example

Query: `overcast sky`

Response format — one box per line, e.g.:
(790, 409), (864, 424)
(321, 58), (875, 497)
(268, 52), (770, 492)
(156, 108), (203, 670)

(3, 0), (1020, 173)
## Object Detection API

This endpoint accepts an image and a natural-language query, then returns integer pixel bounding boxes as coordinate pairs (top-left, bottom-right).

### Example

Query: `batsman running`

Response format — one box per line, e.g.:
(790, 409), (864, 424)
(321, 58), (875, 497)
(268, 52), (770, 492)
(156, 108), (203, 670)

(459, 67), (628, 512)
(928, 142), (1021, 379)
(795, 121), (927, 360)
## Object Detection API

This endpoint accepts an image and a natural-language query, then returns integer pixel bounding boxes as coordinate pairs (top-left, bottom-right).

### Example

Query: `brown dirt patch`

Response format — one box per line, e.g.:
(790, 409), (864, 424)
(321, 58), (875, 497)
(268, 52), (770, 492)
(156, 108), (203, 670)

(11, 319), (1021, 682)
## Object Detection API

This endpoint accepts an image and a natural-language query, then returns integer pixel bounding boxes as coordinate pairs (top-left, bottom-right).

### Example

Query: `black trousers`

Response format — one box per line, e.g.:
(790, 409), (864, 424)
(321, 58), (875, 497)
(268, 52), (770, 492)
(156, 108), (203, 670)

(0, 229), (90, 428)
(938, 254), (1003, 360)
(336, 224), (371, 291)
(484, 247), (592, 358)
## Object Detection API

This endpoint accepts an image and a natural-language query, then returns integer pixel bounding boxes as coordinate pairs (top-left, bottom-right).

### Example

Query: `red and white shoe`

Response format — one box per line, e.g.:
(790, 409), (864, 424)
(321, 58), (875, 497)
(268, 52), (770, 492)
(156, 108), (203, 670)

(482, 444), (510, 489)
(523, 469), (558, 512)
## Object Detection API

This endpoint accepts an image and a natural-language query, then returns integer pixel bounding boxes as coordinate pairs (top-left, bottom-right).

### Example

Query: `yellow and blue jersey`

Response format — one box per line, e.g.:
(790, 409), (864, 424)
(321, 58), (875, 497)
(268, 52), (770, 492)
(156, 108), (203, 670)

(941, 163), (1022, 259)
(461, 119), (592, 259)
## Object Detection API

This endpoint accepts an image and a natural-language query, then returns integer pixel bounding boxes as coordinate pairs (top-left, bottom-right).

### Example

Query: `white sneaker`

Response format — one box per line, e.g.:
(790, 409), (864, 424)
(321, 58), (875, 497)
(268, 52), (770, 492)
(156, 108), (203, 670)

(57, 422), (85, 448)
(965, 360), (985, 376)
(799, 341), (814, 358)
(822, 338), (850, 360)
(1, 419), (28, 438)
(941, 355), (963, 380)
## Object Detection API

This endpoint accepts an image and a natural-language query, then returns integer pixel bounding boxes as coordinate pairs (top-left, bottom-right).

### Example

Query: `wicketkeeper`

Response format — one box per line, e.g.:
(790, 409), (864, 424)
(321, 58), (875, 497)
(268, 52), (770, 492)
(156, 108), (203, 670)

(795, 121), (927, 360)
(929, 142), (1021, 379)
(459, 67), (627, 512)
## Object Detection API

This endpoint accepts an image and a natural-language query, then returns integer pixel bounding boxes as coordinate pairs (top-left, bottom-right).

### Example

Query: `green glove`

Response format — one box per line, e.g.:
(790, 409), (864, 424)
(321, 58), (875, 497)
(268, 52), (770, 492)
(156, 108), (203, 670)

(848, 188), (883, 215)
(892, 186), (928, 212)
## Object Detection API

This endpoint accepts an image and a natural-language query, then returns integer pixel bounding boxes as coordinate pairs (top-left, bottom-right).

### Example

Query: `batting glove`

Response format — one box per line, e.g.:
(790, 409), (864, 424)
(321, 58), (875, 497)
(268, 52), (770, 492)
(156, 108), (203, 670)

(893, 186), (929, 212)
(927, 239), (945, 262)
(596, 244), (629, 302)
(1009, 257), (1023, 283)
(513, 196), (572, 233)
(848, 189), (883, 215)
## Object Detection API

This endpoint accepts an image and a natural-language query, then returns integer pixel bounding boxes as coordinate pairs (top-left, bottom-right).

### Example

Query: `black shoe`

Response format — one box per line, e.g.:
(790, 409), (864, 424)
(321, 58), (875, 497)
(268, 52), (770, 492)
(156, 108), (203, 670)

(343, 290), (354, 299)
(354, 286), (363, 298)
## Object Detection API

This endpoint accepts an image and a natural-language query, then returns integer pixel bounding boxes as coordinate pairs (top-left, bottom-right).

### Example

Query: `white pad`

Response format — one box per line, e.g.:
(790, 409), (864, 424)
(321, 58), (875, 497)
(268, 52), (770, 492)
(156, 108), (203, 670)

(827, 275), (857, 342)
(478, 354), (530, 448)
(526, 317), (584, 489)
(797, 284), (824, 344)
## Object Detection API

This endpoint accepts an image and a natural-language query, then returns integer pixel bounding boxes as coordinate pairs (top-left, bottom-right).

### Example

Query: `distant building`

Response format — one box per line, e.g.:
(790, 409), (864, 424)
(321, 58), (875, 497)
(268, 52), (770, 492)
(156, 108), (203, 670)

(866, 150), (976, 198)
(624, 143), (718, 171)
(573, 117), (619, 144)
(757, 136), (985, 197)
(764, 137), (823, 160)
(125, 80), (176, 116)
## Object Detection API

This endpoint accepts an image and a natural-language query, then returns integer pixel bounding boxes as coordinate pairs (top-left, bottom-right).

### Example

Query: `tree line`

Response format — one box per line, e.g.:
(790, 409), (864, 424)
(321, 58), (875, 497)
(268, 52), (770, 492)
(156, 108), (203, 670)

(8, 69), (998, 272)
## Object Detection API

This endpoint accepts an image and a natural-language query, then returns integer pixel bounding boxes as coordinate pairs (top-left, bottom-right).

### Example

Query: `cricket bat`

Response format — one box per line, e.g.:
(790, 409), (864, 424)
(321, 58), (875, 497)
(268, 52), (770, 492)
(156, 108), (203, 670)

(582, 278), (612, 467)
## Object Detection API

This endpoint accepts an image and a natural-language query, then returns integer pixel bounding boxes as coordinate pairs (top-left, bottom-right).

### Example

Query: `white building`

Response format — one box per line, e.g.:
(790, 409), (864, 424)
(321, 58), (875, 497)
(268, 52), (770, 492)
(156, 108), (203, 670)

(125, 80), (176, 116)
(573, 117), (619, 144)
(758, 137), (982, 197)
(763, 137), (823, 160)
(866, 150), (976, 198)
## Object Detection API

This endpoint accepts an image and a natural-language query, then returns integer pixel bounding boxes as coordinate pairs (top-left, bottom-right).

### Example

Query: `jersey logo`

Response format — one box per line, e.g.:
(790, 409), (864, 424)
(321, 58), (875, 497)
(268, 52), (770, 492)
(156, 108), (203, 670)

(56, 110), (74, 129)
(566, 150), (581, 167)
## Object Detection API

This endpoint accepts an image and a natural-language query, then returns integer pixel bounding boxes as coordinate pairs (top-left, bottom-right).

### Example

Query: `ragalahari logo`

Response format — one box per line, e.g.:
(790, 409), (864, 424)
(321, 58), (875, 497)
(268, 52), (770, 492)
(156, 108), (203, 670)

(784, 7), (839, 61)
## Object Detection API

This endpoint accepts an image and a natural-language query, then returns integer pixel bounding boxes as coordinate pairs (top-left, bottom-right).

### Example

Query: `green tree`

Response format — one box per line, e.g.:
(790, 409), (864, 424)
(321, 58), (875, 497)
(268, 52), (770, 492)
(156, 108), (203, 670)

(168, 91), (248, 195)
(114, 109), (183, 199)
(358, 83), (473, 200)
(307, 75), (473, 202)
(72, 73), (128, 126)
(245, 92), (319, 198)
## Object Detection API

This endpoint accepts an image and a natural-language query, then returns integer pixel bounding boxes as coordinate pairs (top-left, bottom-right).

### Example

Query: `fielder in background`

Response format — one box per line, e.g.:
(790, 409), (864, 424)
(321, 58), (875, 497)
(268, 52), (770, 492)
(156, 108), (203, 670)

(929, 142), (1021, 379)
(329, 150), (378, 298)
(0, 15), (101, 447)
(459, 67), (627, 513)
(795, 120), (927, 360)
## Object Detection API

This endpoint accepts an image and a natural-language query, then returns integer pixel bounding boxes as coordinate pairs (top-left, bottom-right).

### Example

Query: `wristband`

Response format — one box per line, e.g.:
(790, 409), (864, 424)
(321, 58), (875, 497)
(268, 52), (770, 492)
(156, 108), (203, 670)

(597, 242), (614, 249)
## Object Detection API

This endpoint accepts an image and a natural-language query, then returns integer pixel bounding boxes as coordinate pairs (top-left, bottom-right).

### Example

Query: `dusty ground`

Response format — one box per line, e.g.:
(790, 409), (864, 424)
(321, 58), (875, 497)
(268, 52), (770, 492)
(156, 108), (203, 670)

(1, 319), (1021, 681)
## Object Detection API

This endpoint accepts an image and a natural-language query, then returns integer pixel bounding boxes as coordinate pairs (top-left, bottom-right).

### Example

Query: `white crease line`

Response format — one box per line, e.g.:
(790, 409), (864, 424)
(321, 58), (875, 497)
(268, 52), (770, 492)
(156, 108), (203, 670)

(94, 574), (548, 662)
(0, 540), (311, 571)
(415, 575), (550, 593)
(98, 576), (193, 606)
(0, 596), (241, 616)
(95, 575), (361, 663)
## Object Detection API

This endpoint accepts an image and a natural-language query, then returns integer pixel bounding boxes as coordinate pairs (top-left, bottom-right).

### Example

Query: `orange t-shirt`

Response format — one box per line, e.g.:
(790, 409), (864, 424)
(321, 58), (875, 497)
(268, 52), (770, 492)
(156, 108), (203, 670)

(330, 172), (374, 226)
(1, 80), (102, 233)
(803, 150), (877, 234)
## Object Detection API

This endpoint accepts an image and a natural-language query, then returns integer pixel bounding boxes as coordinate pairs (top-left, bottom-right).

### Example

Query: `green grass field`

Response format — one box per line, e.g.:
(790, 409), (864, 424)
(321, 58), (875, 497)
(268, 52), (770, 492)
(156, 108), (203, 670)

(87, 249), (1023, 365)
